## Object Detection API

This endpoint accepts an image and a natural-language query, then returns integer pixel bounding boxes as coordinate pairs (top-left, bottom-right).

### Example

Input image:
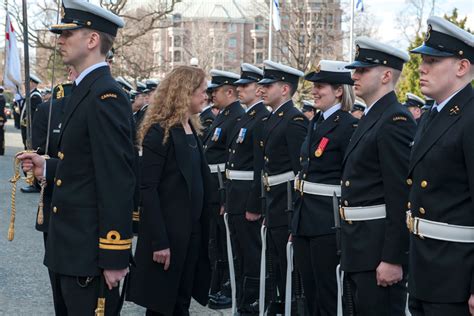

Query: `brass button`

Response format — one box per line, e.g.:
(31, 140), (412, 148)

(231, 163), (234, 168)
(407, 202), (411, 209)
(406, 178), (413, 185)
(421, 180), (428, 188)
(340, 180), (343, 185)
(53, 206), (58, 213)
(307, 158), (309, 161)
(58, 152), (64, 160)
(344, 200), (348, 206)
(419, 207), (425, 214)
(229, 149), (231, 153)
(303, 173), (307, 179)
(56, 179), (62, 187)
(299, 157), (302, 162)
(345, 180), (350, 187)
(233, 150), (236, 154)
(260, 141), (264, 147)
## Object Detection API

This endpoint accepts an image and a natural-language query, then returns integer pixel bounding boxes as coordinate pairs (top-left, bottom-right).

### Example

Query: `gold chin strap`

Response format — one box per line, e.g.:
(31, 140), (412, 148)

(8, 150), (37, 241)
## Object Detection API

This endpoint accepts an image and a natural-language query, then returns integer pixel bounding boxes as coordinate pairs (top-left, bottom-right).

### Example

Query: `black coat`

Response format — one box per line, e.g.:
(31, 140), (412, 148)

(292, 110), (358, 236)
(340, 91), (417, 272)
(0, 94), (6, 121)
(128, 124), (211, 315)
(262, 100), (308, 228)
(32, 98), (66, 232)
(226, 102), (270, 215)
(44, 66), (136, 276)
(408, 84), (474, 303)
(199, 106), (216, 142)
(20, 88), (42, 126)
(204, 101), (245, 205)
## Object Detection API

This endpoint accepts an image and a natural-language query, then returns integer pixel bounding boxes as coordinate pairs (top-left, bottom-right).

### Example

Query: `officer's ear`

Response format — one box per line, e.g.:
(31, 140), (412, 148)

(455, 58), (471, 79)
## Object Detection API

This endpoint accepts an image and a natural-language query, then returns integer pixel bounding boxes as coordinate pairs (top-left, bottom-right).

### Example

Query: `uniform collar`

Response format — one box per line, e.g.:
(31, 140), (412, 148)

(432, 87), (463, 113)
(75, 61), (109, 85)
(272, 99), (292, 114)
(246, 100), (262, 113)
(322, 103), (341, 120)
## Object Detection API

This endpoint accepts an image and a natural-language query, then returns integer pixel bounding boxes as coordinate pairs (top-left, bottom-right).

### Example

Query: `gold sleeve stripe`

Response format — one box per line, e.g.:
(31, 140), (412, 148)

(99, 238), (132, 245)
(99, 243), (131, 250)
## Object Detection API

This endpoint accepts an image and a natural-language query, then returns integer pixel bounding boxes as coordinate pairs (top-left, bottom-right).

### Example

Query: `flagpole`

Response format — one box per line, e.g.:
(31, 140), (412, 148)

(349, 0), (355, 61)
(22, 0), (32, 150)
(269, 0), (273, 61)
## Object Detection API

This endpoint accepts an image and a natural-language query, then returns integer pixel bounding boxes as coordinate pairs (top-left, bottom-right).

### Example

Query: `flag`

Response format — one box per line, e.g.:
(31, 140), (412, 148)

(272, 0), (281, 31)
(356, 0), (364, 12)
(4, 13), (22, 93)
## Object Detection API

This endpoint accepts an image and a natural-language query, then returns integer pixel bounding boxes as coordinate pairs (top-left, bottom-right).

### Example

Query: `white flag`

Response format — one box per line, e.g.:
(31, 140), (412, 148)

(272, 0), (281, 31)
(4, 13), (22, 93)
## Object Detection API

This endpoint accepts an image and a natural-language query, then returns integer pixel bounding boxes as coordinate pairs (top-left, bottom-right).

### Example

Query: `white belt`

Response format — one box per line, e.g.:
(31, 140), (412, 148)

(264, 171), (296, 187)
(294, 179), (341, 197)
(225, 169), (254, 181)
(340, 204), (386, 222)
(209, 163), (226, 173)
(406, 211), (474, 243)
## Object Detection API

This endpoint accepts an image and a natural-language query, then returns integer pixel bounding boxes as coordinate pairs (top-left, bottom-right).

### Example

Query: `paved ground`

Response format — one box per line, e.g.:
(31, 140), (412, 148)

(0, 121), (229, 315)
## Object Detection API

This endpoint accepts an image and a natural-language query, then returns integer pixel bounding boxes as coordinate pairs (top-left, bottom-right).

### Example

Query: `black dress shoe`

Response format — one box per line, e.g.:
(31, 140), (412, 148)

(20, 185), (40, 193)
(208, 292), (232, 310)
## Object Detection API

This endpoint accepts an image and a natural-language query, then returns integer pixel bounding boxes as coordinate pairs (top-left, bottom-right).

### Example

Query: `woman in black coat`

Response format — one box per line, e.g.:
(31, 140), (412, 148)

(291, 60), (358, 316)
(127, 66), (212, 316)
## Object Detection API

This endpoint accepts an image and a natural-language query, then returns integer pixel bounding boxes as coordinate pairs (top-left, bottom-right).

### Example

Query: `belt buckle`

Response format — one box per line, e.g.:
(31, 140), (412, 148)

(299, 180), (304, 196)
(225, 169), (230, 180)
(340, 207), (352, 225)
(262, 174), (270, 190)
(406, 211), (414, 233)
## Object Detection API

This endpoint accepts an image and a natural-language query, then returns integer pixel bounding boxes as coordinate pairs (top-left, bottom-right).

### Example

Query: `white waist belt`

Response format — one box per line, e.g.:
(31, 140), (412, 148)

(341, 204), (386, 221)
(209, 163), (226, 173)
(226, 169), (254, 181)
(406, 211), (474, 243)
(295, 179), (341, 197)
(264, 171), (296, 187)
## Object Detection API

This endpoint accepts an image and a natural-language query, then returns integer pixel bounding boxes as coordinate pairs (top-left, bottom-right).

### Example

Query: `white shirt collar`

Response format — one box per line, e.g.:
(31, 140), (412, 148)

(272, 99), (291, 114)
(432, 88), (463, 113)
(364, 96), (383, 115)
(246, 101), (261, 113)
(75, 62), (109, 85)
(322, 103), (341, 120)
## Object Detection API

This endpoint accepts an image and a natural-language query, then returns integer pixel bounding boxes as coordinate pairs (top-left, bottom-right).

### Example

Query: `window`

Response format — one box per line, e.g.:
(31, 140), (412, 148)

(229, 37), (237, 48)
(174, 36), (181, 47)
(255, 16), (264, 30)
(228, 52), (236, 60)
(173, 51), (181, 62)
(228, 23), (237, 33)
(327, 14), (334, 24)
(256, 37), (264, 49)
(256, 52), (263, 64)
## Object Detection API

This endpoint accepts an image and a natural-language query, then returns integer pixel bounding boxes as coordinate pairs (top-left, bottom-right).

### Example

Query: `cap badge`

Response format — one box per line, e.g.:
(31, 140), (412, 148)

(425, 24), (432, 42)
(355, 45), (360, 58)
(60, 5), (65, 19)
(315, 64), (321, 73)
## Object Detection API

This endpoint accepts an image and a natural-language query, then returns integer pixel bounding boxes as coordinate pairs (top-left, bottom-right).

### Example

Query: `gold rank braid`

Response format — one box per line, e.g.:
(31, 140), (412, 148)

(7, 150), (38, 241)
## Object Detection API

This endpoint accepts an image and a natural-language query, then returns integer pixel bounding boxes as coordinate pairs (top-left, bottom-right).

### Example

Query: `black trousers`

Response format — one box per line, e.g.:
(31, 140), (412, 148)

(21, 125), (27, 149)
(49, 271), (120, 316)
(0, 126), (4, 155)
(344, 270), (407, 316)
(408, 296), (470, 316)
(294, 234), (338, 316)
(147, 227), (202, 316)
(267, 226), (290, 302)
(209, 204), (229, 295)
(227, 213), (262, 307)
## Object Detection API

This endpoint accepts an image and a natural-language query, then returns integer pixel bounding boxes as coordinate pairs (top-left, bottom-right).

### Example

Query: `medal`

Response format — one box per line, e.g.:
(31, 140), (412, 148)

(315, 137), (329, 157)
(212, 128), (222, 141)
(237, 128), (247, 143)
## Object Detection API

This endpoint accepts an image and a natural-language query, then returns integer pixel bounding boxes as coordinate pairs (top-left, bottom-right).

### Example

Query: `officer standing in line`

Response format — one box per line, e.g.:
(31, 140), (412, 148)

(225, 63), (269, 314)
(350, 99), (366, 119)
(406, 16), (474, 316)
(403, 93), (425, 124)
(199, 82), (216, 142)
(204, 69), (245, 309)
(18, 0), (135, 314)
(0, 86), (6, 155)
(292, 60), (357, 316)
(301, 100), (316, 121)
(20, 74), (43, 150)
(258, 60), (308, 313)
(340, 37), (416, 315)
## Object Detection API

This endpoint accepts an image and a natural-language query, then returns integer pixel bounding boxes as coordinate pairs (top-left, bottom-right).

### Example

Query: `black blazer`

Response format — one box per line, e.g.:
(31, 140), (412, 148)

(408, 84), (474, 303)
(226, 102), (270, 215)
(128, 124), (211, 314)
(204, 101), (245, 205)
(340, 91), (417, 272)
(44, 66), (136, 276)
(32, 98), (66, 232)
(292, 110), (357, 236)
(262, 100), (308, 228)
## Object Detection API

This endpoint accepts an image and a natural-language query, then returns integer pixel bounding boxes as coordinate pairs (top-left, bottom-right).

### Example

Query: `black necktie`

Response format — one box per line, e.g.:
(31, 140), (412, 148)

(313, 113), (324, 130)
(421, 107), (438, 134)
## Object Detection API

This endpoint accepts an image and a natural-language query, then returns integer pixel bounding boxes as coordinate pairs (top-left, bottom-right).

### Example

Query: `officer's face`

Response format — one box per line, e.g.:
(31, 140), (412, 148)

(351, 67), (381, 101)
(58, 29), (91, 65)
(312, 82), (342, 111)
(419, 56), (463, 102)
(260, 83), (287, 108)
(211, 86), (228, 108)
(190, 79), (208, 115)
(408, 106), (421, 120)
(236, 83), (259, 106)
